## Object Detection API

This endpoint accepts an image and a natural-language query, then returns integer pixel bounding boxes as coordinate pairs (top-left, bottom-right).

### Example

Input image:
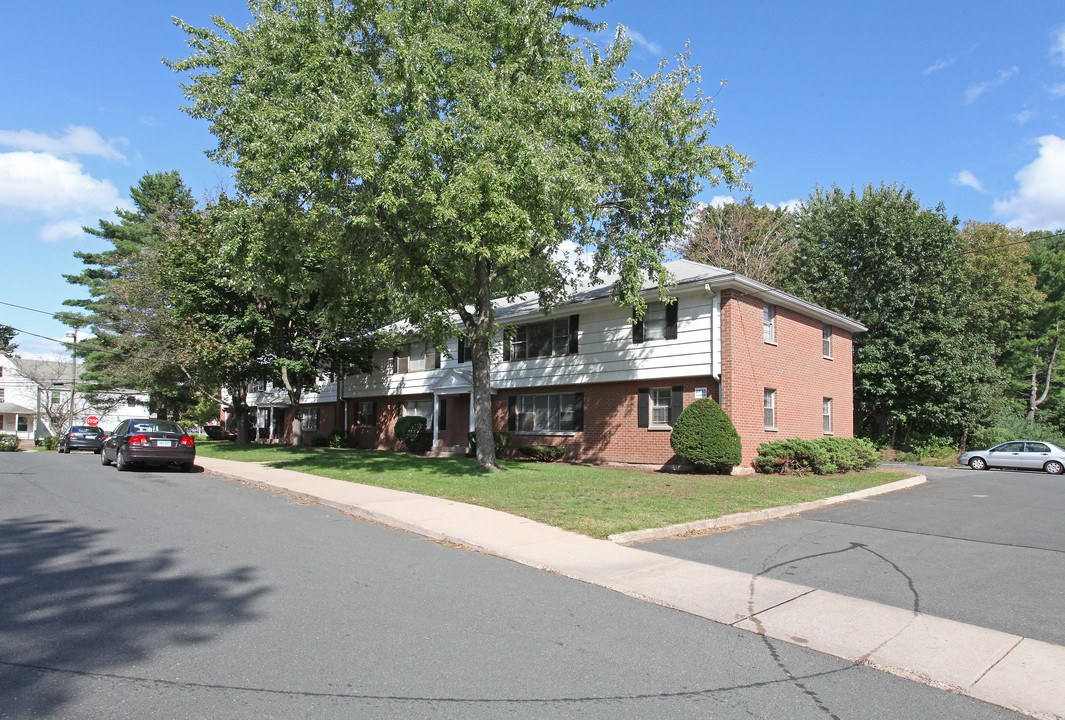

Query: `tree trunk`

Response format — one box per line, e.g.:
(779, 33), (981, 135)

(471, 257), (500, 471)
(1028, 334), (1059, 420)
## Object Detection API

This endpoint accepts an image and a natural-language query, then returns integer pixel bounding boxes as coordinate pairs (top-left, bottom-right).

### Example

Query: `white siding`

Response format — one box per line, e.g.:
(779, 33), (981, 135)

(344, 287), (716, 398)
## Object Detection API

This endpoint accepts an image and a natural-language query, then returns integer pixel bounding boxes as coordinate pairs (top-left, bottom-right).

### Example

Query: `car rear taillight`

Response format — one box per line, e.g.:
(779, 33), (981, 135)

(128, 434), (148, 445)
(180, 436), (195, 447)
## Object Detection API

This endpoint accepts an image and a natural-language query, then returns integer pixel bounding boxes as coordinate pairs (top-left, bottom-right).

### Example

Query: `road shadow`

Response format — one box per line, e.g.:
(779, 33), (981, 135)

(0, 516), (269, 717)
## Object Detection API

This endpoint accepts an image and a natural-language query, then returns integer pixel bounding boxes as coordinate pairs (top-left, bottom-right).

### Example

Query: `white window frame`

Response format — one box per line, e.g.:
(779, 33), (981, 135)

(299, 407), (320, 432)
(508, 318), (571, 361)
(823, 398), (833, 434)
(764, 389), (777, 430)
(515, 393), (579, 433)
(0, 388), (4, 403)
(643, 303), (668, 342)
(822, 324), (833, 358)
(650, 387), (673, 428)
(405, 399), (434, 427)
(356, 401), (375, 427)
(763, 304), (776, 344)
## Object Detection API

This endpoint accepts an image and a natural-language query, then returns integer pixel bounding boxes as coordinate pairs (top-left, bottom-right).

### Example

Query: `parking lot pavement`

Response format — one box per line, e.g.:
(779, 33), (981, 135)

(635, 463), (1065, 646)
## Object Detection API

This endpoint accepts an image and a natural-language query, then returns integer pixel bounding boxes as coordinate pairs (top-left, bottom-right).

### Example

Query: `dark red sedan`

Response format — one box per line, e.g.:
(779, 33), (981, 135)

(101, 418), (196, 472)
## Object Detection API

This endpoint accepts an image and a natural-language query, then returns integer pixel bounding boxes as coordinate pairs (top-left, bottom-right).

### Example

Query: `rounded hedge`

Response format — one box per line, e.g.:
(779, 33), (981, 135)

(670, 398), (742, 472)
(394, 415), (428, 453)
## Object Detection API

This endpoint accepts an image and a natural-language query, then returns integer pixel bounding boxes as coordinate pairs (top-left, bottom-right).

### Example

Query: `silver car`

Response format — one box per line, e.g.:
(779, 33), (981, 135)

(958, 440), (1065, 474)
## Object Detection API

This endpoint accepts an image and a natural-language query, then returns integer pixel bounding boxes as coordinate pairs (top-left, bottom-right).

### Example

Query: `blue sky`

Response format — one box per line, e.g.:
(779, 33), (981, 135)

(3, 0), (1064, 356)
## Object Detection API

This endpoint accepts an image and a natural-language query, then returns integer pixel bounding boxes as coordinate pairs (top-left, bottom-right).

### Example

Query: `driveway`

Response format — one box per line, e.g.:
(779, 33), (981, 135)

(636, 463), (1065, 645)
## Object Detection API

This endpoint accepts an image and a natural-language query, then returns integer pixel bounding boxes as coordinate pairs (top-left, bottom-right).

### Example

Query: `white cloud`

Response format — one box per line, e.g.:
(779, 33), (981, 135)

(1048, 82), (1065, 98)
(0, 125), (127, 161)
(38, 218), (93, 243)
(0, 151), (123, 220)
(993, 135), (1065, 230)
(617, 25), (661, 56)
(924, 55), (958, 74)
(952, 170), (986, 193)
(1013, 107), (1035, 124)
(708, 195), (737, 208)
(1051, 26), (1065, 66)
(964, 67), (1019, 105)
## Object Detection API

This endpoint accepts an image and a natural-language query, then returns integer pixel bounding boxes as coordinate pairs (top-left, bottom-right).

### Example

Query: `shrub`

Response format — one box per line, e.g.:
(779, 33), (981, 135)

(394, 416), (431, 453)
(669, 398), (742, 472)
(0, 434), (19, 452)
(468, 431), (510, 454)
(518, 444), (566, 462)
(753, 437), (879, 475)
(325, 429), (348, 448)
(40, 435), (60, 451)
(309, 434), (330, 447)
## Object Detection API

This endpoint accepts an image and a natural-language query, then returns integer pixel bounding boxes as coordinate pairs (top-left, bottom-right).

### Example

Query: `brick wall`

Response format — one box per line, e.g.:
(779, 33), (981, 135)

(719, 290), (855, 465)
(491, 379), (718, 466)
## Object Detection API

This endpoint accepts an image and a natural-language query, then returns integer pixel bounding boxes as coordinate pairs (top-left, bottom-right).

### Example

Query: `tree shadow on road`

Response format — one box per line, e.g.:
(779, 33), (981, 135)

(0, 517), (269, 717)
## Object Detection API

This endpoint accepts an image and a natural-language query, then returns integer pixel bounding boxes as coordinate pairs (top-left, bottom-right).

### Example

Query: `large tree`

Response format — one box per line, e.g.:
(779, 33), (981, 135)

(785, 183), (998, 446)
(677, 197), (797, 284)
(169, 0), (748, 469)
(64, 171), (199, 419)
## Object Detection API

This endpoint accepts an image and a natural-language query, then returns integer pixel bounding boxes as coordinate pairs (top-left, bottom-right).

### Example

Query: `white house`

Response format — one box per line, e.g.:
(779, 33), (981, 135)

(0, 353), (149, 443)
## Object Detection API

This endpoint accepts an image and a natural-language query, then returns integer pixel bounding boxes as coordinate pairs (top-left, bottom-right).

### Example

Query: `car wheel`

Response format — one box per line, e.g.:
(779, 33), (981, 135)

(180, 462), (194, 473)
(968, 457), (988, 470)
(116, 451), (131, 472)
(100, 451), (111, 466)
(1045, 460), (1065, 475)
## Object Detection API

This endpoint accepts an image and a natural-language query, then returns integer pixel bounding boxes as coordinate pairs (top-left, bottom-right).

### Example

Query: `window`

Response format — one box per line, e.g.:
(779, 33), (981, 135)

(764, 389), (777, 430)
(50, 390), (61, 405)
(404, 399), (434, 427)
(17, 416), (27, 432)
(823, 398), (832, 434)
(394, 342), (440, 374)
(456, 337), (471, 364)
(637, 386), (684, 428)
(823, 324), (833, 358)
(249, 379), (266, 392)
(508, 393), (583, 433)
(0, 416), (4, 430)
(632, 301), (678, 343)
(504, 315), (578, 360)
(356, 401), (377, 427)
(299, 407), (320, 432)
(763, 304), (776, 344)
(0, 388), (4, 403)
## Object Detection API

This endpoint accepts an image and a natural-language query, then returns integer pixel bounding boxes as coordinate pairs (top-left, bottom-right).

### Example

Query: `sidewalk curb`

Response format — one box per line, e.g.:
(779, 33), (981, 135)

(607, 474), (929, 544)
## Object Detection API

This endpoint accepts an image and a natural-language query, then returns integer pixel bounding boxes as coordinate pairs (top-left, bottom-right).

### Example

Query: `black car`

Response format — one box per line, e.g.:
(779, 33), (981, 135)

(58, 425), (105, 454)
(101, 418), (196, 472)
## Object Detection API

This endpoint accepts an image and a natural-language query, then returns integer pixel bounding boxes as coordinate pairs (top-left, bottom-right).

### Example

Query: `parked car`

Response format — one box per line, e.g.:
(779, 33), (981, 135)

(958, 440), (1065, 474)
(101, 418), (196, 472)
(58, 425), (105, 454)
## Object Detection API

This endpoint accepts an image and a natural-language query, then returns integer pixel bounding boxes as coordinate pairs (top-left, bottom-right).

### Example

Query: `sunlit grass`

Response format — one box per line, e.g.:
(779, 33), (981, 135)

(197, 442), (910, 538)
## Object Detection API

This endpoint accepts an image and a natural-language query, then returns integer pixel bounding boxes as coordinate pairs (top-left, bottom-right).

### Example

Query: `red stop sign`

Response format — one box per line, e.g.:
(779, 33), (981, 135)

(86, 416), (99, 427)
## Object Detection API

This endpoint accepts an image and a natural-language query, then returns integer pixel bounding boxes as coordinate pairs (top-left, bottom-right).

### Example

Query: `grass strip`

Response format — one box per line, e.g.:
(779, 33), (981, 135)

(196, 442), (910, 538)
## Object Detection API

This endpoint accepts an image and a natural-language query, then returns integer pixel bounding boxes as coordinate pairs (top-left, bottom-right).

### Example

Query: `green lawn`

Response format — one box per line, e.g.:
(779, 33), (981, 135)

(196, 442), (910, 538)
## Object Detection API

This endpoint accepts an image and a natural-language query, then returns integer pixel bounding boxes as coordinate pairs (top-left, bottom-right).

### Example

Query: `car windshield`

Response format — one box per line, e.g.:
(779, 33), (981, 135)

(127, 421), (184, 435)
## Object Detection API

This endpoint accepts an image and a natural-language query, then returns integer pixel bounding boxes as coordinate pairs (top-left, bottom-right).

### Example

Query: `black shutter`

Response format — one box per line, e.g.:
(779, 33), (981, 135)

(670, 386), (684, 425)
(632, 309), (645, 344)
(664, 301), (678, 340)
(574, 393), (584, 431)
(458, 337), (468, 364)
(637, 388), (649, 428)
(507, 396), (517, 431)
(568, 314), (579, 354)
(370, 401), (377, 426)
(392, 349), (399, 373)
(438, 398), (447, 431)
(503, 329), (511, 361)
(434, 351), (442, 369)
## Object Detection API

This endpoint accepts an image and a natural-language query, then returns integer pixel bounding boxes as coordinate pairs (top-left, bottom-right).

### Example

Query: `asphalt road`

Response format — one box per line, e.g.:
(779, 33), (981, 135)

(1, 452), (1024, 719)
(638, 463), (1065, 646)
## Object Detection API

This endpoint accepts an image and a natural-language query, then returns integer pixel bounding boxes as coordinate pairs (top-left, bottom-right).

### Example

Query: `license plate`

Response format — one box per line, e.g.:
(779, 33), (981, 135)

(156, 440), (173, 447)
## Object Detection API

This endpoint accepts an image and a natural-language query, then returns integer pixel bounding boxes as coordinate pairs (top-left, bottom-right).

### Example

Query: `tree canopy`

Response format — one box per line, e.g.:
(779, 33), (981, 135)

(169, 0), (749, 468)
(677, 197), (797, 284)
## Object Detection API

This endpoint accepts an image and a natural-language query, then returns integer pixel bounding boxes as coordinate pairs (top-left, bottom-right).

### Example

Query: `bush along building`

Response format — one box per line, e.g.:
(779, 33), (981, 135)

(341, 260), (866, 470)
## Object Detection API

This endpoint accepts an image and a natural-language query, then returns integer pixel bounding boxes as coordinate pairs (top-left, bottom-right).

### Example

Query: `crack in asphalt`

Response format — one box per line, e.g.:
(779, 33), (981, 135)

(802, 518), (1065, 555)
(0, 658), (860, 706)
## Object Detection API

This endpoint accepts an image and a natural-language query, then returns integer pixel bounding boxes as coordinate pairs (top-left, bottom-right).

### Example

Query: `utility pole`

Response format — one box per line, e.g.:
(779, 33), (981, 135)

(66, 327), (78, 430)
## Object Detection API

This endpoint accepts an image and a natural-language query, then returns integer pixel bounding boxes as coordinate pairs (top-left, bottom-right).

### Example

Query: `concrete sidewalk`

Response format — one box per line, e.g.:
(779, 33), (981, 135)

(197, 455), (1064, 719)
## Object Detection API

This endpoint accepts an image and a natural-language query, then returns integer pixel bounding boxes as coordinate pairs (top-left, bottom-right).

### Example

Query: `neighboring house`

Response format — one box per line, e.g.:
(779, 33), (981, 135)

(343, 259), (866, 468)
(0, 353), (148, 442)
